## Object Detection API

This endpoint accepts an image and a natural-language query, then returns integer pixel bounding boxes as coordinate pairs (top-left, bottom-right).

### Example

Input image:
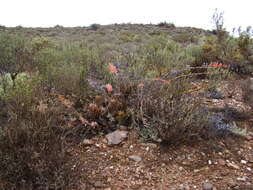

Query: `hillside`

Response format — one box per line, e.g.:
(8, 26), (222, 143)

(0, 23), (252, 190)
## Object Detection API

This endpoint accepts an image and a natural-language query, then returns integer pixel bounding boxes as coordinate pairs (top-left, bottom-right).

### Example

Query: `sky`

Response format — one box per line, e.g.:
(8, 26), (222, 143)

(1, 0), (252, 32)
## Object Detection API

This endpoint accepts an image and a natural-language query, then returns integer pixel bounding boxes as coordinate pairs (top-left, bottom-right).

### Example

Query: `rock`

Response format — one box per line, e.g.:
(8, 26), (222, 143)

(94, 181), (104, 188)
(178, 184), (190, 190)
(82, 139), (94, 145)
(203, 182), (213, 190)
(209, 113), (233, 136)
(119, 125), (127, 130)
(106, 130), (128, 145)
(141, 143), (157, 148)
(205, 87), (225, 99)
(237, 176), (248, 182)
(228, 179), (237, 188)
(236, 184), (253, 190)
(129, 155), (142, 162)
(244, 135), (252, 141)
(218, 159), (226, 166)
(227, 162), (240, 170)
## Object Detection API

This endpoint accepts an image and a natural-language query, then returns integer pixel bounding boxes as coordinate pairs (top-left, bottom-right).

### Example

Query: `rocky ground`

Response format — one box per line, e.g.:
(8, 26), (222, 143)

(65, 79), (253, 190)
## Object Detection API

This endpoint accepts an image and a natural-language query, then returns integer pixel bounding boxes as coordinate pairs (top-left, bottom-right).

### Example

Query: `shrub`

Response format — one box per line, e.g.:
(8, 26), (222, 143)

(157, 21), (175, 28)
(237, 26), (253, 59)
(0, 81), (81, 190)
(89, 23), (100, 31)
(241, 77), (253, 111)
(172, 33), (197, 44)
(132, 79), (210, 143)
(136, 36), (184, 77)
(0, 32), (30, 82)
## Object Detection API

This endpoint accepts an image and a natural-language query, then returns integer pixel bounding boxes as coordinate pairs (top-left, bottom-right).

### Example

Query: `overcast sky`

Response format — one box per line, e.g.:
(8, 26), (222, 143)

(1, 0), (252, 32)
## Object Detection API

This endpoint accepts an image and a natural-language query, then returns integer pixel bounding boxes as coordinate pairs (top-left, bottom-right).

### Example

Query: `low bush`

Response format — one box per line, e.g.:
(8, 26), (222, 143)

(172, 33), (197, 44)
(0, 82), (81, 190)
(157, 22), (175, 28)
(132, 79), (210, 143)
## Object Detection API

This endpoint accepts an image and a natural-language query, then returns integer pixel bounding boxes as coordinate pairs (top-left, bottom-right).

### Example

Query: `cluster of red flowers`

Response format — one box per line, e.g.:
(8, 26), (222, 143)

(209, 62), (228, 68)
(105, 61), (229, 92)
(105, 64), (118, 92)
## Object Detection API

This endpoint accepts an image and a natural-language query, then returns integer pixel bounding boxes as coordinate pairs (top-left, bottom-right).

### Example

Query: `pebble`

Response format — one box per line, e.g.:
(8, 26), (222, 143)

(202, 182), (213, 190)
(106, 130), (128, 145)
(129, 155), (142, 162)
(141, 143), (157, 148)
(237, 176), (248, 182)
(244, 135), (252, 141)
(227, 162), (240, 170)
(178, 184), (190, 190)
(82, 139), (94, 145)
(94, 181), (104, 188)
(218, 159), (226, 166)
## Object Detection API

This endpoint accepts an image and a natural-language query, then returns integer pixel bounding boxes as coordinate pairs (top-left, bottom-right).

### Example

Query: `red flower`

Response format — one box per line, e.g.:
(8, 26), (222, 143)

(209, 62), (228, 68)
(154, 78), (169, 83)
(108, 64), (117, 73)
(105, 84), (113, 92)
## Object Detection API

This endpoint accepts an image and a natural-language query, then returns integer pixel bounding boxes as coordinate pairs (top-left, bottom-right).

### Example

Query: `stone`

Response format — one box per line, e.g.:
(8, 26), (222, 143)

(237, 184), (253, 190)
(94, 181), (104, 188)
(205, 87), (225, 99)
(141, 143), (157, 148)
(244, 135), (252, 141)
(178, 184), (190, 190)
(218, 159), (226, 166)
(237, 176), (248, 182)
(203, 182), (213, 190)
(129, 155), (142, 162)
(106, 130), (128, 145)
(209, 113), (233, 136)
(227, 162), (240, 170)
(82, 139), (94, 145)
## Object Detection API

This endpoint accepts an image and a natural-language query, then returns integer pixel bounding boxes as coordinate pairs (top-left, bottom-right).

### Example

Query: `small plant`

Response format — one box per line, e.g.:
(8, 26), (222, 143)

(90, 23), (100, 31)
(132, 79), (210, 143)
(237, 26), (253, 60)
(172, 33), (197, 44)
(0, 80), (81, 189)
(0, 32), (31, 85)
(157, 21), (175, 28)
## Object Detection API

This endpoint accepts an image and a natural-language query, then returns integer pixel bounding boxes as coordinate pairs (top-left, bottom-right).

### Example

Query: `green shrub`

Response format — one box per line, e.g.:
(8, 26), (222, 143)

(89, 23), (100, 31)
(157, 21), (175, 28)
(0, 105), (79, 189)
(136, 36), (184, 77)
(31, 37), (54, 53)
(0, 78), (81, 189)
(237, 27), (253, 59)
(0, 72), (31, 96)
(172, 33), (197, 43)
(0, 32), (30, 80)
(132, 79), (210, 143)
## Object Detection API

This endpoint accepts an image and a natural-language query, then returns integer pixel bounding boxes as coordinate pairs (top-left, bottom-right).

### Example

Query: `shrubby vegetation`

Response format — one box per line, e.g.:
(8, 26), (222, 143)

(0, 12), (252, 189)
